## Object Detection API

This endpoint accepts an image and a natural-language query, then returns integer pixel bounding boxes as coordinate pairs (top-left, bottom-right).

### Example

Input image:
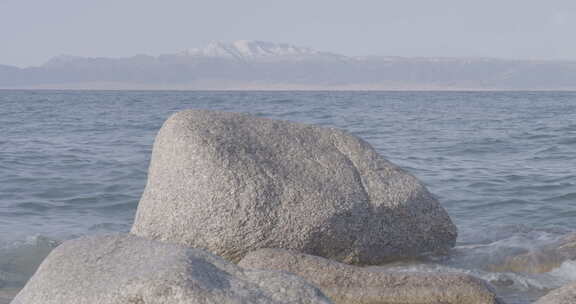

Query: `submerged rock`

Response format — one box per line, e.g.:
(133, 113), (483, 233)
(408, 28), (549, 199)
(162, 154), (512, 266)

(0, 236), (59, 287)
(11, 234), (332, 304)
(1, 287), (20, 304)
(239, 248), (505, 304)
(490, 233), (576, 274)
(131, 109), (457, 264)
(535, 282), (576, 304)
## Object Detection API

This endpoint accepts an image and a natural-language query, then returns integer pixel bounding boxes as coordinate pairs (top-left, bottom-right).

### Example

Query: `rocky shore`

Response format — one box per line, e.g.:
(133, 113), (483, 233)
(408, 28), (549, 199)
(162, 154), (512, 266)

(10, 110), (574, 303)
(239, 248), (503, 304)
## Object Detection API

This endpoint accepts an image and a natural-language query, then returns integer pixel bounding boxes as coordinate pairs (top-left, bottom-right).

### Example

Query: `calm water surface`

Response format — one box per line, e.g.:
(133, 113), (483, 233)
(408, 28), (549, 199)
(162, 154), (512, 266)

(1, 91), (575, 303)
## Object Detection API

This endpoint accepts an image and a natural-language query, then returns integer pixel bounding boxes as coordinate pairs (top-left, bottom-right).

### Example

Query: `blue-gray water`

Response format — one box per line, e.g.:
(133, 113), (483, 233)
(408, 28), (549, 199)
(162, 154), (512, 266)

(1, 91), (575, 303)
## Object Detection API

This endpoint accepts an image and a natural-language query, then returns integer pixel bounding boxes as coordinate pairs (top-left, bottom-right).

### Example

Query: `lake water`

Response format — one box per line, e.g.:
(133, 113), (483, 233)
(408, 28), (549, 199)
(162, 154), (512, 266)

(1, 90), (575, 303)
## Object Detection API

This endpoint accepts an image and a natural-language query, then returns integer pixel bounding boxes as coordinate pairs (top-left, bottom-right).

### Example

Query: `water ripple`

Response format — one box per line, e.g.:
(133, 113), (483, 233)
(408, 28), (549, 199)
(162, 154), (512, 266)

(1, 90), (576, 304)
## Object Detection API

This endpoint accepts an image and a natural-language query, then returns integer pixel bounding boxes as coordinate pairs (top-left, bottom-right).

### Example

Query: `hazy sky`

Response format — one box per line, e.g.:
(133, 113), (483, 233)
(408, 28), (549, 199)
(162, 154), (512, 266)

(2, 0), (576, 67)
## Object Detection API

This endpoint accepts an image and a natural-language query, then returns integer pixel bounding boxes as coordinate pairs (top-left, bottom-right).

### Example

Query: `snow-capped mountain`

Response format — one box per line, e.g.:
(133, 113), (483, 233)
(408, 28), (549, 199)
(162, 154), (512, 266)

(2, 40), (576, 89)
(181, 40), (345, 61)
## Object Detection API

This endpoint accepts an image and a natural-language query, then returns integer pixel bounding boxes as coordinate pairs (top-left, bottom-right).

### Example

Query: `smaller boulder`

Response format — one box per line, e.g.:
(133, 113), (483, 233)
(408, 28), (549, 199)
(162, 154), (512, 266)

(535, 283), (576, 304)
(11, 234), (332, 304)
(239, 248), (505, 304)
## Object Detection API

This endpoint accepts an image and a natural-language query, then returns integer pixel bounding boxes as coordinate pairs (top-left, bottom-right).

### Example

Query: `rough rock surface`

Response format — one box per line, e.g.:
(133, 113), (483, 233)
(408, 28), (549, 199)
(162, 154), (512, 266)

(239, 248), (505, 304)
(131, 109), (457, 264)
(11, 234), (332, 304)
(535, 283), (576, 304)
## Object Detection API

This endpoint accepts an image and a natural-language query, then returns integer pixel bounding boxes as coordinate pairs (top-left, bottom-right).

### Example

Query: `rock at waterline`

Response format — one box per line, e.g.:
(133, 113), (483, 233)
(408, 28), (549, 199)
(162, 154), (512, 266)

(131, 109), (457, 264)
(11, 234), (332, 304)
(535, 282), (576, 304)
(239, 248), (506, 304)
(490, 233), (576, 274)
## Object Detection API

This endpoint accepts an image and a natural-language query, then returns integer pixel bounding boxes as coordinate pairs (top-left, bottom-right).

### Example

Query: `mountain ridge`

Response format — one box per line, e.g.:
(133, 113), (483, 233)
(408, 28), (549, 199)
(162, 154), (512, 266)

(39, 40), (576, 66)
(2, 40), (576, 90)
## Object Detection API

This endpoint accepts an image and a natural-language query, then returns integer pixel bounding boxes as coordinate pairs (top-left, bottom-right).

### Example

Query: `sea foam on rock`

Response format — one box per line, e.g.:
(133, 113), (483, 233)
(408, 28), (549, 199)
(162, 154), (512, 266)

(239, 248), (505, 304)
(131, 109), (457, 264)
(11, 234), (333, 304)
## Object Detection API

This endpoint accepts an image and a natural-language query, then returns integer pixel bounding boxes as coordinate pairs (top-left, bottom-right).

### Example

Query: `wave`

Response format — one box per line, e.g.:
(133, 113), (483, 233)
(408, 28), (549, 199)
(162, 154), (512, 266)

(0, 236), (60, 288)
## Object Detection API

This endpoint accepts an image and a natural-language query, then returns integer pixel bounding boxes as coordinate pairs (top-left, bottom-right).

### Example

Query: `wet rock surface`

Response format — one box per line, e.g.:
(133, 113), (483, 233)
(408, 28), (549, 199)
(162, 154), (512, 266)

(535, 282), (576, 304)
(239, 248), (505, 304)
(491, 233), (576, 274)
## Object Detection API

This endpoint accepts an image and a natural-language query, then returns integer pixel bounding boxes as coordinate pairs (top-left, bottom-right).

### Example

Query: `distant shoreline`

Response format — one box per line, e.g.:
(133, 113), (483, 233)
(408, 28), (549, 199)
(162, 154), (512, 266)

(2, 85), (576, 92)
(4, 41), (576, 93)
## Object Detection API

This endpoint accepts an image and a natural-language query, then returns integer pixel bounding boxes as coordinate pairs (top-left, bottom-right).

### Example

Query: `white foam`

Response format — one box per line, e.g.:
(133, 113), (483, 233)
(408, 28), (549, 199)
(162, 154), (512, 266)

(548, 260), (576, 281)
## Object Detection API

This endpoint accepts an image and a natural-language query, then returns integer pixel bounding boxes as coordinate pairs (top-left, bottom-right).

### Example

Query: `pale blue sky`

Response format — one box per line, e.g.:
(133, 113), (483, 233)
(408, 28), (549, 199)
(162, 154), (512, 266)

(2, 0), (576, 67)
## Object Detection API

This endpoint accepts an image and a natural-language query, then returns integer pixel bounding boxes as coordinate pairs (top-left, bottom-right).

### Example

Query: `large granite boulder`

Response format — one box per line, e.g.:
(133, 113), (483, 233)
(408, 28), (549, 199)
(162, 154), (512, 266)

(535, 283), (576, 304)
(131, 109), (457, 264)
(239, 248), (505, 304)
(11, 234), (332, 304)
